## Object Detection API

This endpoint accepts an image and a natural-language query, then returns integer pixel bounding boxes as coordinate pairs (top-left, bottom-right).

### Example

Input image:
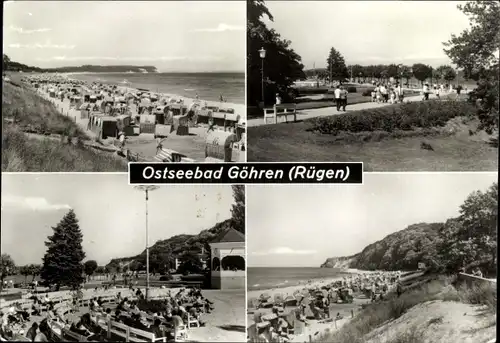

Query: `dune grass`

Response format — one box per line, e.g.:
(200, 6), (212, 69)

(2, 80), (127, 172)
(316, 276), (496, 343)
(2, 126), (127, 172)
(2, 80), (87, 138)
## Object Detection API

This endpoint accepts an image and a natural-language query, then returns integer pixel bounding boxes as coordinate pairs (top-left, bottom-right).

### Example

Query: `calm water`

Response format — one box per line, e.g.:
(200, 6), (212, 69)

(247, 267), (353, 291)
(70, 72), (245, 105)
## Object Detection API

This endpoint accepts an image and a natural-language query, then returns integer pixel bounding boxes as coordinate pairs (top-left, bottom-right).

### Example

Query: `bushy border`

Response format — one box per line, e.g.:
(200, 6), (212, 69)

(308, 100), (476, 135)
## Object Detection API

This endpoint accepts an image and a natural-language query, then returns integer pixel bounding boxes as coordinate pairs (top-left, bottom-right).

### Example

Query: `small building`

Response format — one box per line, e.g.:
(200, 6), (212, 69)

(209, 228), (245, 289)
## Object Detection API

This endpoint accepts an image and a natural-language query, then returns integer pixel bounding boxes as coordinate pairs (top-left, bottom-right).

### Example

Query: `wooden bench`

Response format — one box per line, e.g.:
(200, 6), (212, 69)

(62, 328), (90, 342)
(263, 104), (297, 124)
(186, 314), (200, 328)
(105, 320), (167, 342)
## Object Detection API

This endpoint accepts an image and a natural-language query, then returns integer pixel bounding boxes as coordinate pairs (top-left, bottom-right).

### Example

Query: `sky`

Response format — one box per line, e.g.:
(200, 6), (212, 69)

(1, 174), (234, 266)
(2, 1), (245, 72)
(248, 173), (498, 268)
(264, 1), (471, 69)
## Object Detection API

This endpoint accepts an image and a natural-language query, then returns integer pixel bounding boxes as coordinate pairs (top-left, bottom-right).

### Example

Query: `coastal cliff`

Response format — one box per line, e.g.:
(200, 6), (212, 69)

(320, 222), (444, 271)
(320, 255), (357, 269)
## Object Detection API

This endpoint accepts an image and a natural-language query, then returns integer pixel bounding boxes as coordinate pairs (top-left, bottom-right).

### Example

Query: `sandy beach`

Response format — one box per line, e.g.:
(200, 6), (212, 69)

(30, 73), (245, 161)
(247, 269), (399, 342)
(63, 73), (246, 121)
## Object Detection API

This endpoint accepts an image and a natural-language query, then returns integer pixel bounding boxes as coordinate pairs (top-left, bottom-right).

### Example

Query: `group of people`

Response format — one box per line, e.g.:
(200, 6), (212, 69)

(0, 285), (215, 342)
(371, 83), (405, 104)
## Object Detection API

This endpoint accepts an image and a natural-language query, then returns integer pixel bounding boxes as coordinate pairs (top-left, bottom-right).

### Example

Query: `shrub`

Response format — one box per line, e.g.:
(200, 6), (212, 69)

(159, 274), (173, 281)
(295, 87), (330, 95)
(362, 89), (375, 96)
(136, 299), (168, 314)
(308, 100), (477, 134)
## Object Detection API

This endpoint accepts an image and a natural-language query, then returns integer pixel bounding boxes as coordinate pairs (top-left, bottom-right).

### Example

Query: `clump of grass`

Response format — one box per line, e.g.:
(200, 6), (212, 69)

(386, 325), (425, 343)
(2, 126), (127, 172)
(456, 282), (497, 313)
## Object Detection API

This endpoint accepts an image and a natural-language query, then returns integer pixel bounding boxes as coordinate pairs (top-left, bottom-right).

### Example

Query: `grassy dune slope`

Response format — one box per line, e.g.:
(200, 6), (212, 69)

(2, 80), (127, 172)
(318, 276), (496, 343)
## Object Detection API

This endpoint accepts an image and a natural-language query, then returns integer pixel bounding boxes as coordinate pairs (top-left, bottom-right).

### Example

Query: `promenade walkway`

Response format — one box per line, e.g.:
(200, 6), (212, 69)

(248, 92), (441, 128)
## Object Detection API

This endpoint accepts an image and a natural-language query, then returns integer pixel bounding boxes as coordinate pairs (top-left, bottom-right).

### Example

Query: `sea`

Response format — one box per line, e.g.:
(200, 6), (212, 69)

(247, 267), (354, 291)
(70, 72), (245, 105)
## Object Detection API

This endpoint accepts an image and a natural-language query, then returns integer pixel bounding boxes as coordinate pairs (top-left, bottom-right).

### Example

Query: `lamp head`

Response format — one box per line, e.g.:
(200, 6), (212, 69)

(259, 47), (266, 59)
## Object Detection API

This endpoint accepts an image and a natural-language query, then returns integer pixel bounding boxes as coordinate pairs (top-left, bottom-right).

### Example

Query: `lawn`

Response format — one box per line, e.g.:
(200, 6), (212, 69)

(247, 100), (498, 171)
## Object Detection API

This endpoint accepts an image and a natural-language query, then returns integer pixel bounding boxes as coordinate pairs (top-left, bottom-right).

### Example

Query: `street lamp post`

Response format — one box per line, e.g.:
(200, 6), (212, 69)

(259, 47), (266, 107)
(134, 185), (159, 301)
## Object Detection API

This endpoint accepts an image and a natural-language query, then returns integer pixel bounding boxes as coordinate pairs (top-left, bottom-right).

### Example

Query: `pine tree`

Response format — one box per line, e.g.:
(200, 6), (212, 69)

(231, 185), (245, 234)
(326, 47), (349, 83)
(41, 210), (86, 290)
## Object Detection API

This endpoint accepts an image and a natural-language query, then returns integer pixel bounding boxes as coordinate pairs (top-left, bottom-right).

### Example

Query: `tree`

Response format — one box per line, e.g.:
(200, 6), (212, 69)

(443, 1), (499, 133)
(400, 65), (413, 86)
(231, 185), (245, 234)
(95, 266), (106, 275)
(41, 210), (86, 290)
(349, 64), (364, 83)
(247, 0), (305, 106)
(19, 266), (31, 285)
(29, 264), (41, 282)
(443, 1), (499, 80)
(438, 183), (498, 275)
(0, 254), (16, 290)
(385, 64), (399, 80)
(412, 63), (433, 85)
(83, 260), (98, 280)
(326, 47), (349, 83)
(436, 65), (457, 83)
(3, 54), (11, 72)
(177, 251), (203, 275)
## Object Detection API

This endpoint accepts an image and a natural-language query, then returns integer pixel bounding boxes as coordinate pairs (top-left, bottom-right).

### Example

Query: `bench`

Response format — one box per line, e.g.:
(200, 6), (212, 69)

(263, 104), (297, 124)
(186, 314), (200, 328)
(105, 320), (167, 342)
(62, 328), (90, 342)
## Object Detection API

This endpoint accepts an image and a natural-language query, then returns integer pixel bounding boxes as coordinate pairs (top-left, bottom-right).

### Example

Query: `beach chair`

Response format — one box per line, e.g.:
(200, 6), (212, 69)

(186, 314), (200, 328)
(173, 324), (188, 342)
(247, 297), (259, 310)
(253, 312), (263, 324)
(293, 319), (307, 336)
(283, 295), (297, 307)
(274, 293), (284, 306)
(304, 305), (314, 319)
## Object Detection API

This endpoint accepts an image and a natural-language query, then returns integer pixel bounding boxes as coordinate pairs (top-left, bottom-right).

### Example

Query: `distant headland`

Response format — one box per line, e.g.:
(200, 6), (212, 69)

(2, 56), (158, 74)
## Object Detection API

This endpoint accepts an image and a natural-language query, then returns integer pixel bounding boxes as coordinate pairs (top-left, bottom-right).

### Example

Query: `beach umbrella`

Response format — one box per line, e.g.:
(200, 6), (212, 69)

(259, 293), (271, 301)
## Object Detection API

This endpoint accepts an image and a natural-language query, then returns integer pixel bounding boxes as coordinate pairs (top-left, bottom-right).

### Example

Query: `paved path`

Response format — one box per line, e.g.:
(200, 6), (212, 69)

(247, 93), (441, 127)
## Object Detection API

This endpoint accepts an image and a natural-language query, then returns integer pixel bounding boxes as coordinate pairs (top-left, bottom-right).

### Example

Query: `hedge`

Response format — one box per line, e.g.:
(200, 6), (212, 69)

(308, 100), (476, 134)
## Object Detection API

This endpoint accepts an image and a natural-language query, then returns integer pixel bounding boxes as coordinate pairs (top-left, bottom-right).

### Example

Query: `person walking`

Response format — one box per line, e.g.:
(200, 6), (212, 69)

(422, 83), (430, 100)
(340, 86), (348, 111)
(275, 93), (282, 105)
(334, 85), (342, 111)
